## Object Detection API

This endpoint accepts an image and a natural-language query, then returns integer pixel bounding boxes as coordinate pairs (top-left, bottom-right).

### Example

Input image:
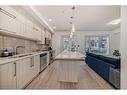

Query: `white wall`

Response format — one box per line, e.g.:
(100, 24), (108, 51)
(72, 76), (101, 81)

(52, 29), (120, 56)
(110, 28), (120, 55)
(121, 6), (127, 89)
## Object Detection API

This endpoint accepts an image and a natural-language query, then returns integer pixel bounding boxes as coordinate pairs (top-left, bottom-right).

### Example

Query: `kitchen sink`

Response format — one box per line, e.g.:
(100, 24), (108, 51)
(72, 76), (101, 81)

(10, 53), (33, 58)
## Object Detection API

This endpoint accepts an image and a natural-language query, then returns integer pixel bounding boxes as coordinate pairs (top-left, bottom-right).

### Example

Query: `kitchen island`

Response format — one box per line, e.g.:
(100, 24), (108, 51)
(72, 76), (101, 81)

(55, 50), (85, 83)
(55, 50), (85, 60)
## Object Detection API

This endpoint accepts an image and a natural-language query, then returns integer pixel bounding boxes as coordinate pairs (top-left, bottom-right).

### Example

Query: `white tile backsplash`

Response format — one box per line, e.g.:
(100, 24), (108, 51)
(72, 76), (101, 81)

(0, 35), (46, 56)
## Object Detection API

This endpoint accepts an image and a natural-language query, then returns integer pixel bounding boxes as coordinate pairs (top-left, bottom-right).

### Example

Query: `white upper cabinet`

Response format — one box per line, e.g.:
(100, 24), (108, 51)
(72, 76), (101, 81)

(45, 30), (48, 38)
(32, 24), (41, 41)
(41, 27), (46, 44)
(37, 27), (45, 44)
(26, 19), (33, 39)
(45, 30), (52, 39)
(48, 32), (52, 39)
(0, 6), (20, 34)
(15, 13), (26, 37)
(0, 6), (50, 42)
(25, 19), (41, 41)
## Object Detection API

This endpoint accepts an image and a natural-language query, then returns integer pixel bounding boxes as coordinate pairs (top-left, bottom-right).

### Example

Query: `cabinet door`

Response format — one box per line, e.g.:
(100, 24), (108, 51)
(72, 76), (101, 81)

(32, 25), (41, 41)
(46, 31), (51, 39)
(47, 32), (49, 39)
(48, 32), (52, 39)
(28, 56), (40, 82)
(45, 30), (47, 38)
(18, 21), (26, 37)
(41, 28), (45, 44)
(15, 13), (26, 36)
(46, 30), (48, 38)
(37, 27), (45, 44)
(16, 58), (32, 89)
(0, 62), (16, 89)
(33, 55), (40, 75)
(0, 6), (19, 34)
(26, 25), (33, 39)
(25, 19), (33, 39)
(37, 27), (42, 41)
(30, 56), (36, 79)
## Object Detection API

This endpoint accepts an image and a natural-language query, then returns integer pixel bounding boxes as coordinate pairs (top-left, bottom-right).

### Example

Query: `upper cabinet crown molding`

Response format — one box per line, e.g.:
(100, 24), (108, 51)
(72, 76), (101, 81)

(0, 6), (47, 42)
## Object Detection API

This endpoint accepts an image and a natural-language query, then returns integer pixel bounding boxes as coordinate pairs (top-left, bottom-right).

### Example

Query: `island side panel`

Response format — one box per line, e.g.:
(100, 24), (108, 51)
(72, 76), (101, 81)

(56, 60), (79, 83)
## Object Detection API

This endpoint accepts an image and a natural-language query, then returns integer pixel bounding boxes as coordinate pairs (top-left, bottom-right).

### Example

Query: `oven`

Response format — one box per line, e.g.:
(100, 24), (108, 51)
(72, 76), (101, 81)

(40, 53), (48, 72)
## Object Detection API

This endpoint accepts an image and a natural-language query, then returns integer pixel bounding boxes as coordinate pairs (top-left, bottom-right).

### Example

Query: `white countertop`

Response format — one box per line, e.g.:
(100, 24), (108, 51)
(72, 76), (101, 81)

(55, 50), (85, 60)
(0, 51), (49, 65)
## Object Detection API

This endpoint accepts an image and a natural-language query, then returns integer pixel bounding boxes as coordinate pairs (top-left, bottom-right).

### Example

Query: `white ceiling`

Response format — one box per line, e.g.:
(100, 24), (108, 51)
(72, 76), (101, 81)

(33, 6), (120, 31)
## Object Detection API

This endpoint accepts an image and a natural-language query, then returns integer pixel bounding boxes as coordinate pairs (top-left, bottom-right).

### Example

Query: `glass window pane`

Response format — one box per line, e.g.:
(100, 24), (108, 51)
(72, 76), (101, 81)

(63, 35), (78, 51)
(85, 35), (109, 55)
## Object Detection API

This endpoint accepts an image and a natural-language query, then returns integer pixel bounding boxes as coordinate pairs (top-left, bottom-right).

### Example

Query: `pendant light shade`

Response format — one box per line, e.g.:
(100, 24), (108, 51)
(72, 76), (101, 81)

(69, 6), (76, 38)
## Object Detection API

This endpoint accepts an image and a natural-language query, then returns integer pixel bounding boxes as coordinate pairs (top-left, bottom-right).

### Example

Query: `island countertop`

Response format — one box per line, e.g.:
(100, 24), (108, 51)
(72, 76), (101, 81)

(55, 50), (85, 60)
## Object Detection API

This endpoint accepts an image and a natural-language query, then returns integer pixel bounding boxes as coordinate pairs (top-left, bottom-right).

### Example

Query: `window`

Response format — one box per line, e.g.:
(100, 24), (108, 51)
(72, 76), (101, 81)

(63, 35), (69, 50)
(63, 35), (78, 51)
(85, 35), (109, 55)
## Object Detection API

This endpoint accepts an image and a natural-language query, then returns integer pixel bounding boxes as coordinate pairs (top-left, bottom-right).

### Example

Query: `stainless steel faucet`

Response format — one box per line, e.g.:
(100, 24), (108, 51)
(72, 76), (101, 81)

(15, 46), (25, 55)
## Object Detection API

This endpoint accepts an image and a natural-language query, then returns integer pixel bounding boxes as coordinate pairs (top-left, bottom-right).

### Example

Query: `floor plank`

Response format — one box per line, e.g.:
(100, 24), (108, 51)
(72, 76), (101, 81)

(25, 61), (113, 89)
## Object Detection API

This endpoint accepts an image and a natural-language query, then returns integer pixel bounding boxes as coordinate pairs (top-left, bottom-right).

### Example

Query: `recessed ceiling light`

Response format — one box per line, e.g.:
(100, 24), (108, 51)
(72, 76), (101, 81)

(49, 19), (52, 22)
(29, 6), (54, 33)
(107, 18), (121, 25)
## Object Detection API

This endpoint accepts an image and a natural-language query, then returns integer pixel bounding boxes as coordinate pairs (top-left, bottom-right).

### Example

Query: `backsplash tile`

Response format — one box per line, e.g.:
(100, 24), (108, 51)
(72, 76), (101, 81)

(0, 35), (46, 56)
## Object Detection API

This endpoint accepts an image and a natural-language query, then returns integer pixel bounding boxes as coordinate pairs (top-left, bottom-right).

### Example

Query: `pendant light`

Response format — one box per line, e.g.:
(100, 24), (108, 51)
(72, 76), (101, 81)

(69, 6), (76, 38)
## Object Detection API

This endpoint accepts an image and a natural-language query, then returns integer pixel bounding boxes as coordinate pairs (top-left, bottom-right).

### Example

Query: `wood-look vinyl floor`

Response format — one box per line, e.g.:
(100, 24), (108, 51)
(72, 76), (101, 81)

(25, 61), (114, 89)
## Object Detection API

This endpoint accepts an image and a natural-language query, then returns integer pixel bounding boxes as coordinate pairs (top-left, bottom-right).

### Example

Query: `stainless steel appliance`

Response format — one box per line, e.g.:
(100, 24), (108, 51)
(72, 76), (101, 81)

(49, 50), (55, 64)
(40, 53), (48, 72)
(1, 49), (9, 57)
(1, 48), (13, 57)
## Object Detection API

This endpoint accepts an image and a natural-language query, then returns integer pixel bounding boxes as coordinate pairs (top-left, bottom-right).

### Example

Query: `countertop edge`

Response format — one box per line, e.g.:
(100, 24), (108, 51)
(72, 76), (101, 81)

(0, 51), (49, 65)
(55, 50), (85, 60)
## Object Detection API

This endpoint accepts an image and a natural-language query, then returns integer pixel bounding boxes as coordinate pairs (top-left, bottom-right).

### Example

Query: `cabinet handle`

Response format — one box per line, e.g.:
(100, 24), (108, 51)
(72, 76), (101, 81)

(30, 57), (34, 67)
(32, 58), (34, 67)
(30, 58), (33, 67)
(0, 8), (16, 19)
(13, 62), (16, 76)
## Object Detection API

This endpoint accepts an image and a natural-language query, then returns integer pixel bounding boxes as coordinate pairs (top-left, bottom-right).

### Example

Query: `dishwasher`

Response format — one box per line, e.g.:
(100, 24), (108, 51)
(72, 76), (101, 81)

(40, 53), (48, 72)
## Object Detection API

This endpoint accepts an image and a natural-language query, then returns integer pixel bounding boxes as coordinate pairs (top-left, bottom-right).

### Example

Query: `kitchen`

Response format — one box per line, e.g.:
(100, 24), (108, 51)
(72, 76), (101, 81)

(0, 5), (122, 89)
(0, 6), (55, 89)
(0, 1), (127, 95)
